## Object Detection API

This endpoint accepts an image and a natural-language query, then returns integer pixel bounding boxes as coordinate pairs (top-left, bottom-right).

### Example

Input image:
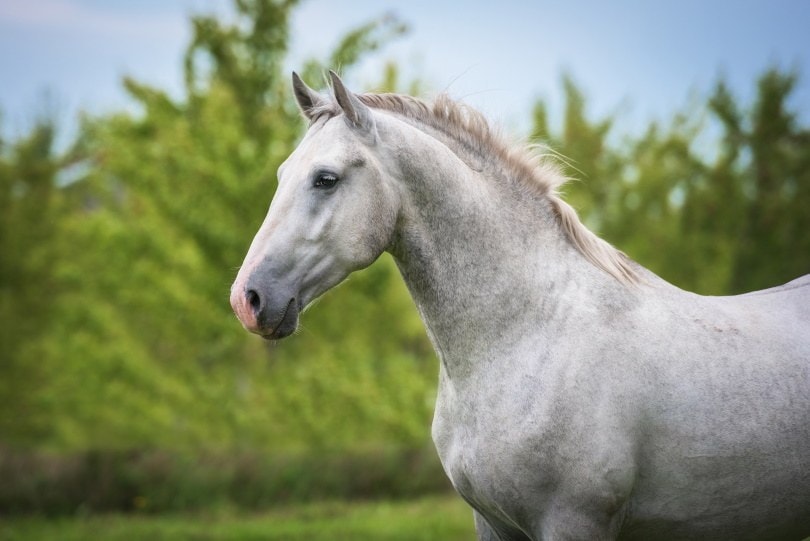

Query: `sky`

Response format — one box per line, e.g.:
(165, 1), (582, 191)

(1, 0), (809, 144)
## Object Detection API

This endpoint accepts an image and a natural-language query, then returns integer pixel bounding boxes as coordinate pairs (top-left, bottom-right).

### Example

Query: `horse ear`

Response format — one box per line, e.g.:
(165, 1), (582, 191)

(292, 71), (322, 120)
(329, 70), (374, 133)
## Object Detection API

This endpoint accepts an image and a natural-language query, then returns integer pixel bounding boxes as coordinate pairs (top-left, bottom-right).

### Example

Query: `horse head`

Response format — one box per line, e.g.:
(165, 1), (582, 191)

(230, 72), (400, 339)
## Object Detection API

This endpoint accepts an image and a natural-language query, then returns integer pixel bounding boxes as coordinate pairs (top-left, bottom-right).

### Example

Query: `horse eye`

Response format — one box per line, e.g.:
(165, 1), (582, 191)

(313, 173), (339, 189)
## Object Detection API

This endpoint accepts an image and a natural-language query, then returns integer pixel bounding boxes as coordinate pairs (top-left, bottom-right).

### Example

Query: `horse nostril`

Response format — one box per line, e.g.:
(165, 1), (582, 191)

(246, 289), (261, 315)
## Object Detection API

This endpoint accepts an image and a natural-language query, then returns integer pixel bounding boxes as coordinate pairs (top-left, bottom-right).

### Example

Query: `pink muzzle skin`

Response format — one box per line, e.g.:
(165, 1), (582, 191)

(230, 276), (259, 333)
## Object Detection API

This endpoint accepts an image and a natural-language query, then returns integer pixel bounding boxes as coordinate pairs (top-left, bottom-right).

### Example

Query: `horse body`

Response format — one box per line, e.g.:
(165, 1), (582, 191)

(230, 72), (810, 540)
(429, 274), (810, 540)
(623, 280), (810, 540)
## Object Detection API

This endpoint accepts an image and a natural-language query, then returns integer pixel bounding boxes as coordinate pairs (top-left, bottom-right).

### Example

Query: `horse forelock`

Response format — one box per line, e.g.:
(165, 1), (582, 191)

(304, 90), (640, 286)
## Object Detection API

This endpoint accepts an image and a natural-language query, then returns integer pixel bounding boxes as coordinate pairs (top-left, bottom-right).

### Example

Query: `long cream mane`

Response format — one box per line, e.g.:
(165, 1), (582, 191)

(309, 91), (639, 285)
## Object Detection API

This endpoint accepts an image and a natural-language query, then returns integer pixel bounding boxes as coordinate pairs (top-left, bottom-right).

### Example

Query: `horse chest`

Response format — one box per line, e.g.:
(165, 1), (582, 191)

(432, 379), (549, 517)
(435, 420), (528, 518)
(432, 363), (641, 535)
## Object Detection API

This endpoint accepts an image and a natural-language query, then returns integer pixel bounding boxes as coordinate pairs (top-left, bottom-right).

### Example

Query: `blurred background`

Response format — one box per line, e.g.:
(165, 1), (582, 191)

(1, 1), (809, 539)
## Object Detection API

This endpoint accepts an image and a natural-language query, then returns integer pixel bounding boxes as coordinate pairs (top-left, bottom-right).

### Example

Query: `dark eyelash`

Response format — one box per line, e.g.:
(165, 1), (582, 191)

(313, 173), (339, 189)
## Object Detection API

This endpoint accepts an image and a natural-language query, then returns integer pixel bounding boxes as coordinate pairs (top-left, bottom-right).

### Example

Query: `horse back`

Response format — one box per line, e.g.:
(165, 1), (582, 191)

(735, 273), (810, 313)
(729, 273), (810, 343)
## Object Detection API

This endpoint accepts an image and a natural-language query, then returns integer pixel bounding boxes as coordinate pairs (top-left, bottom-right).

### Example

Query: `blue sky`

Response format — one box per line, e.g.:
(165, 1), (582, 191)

(1, 0), (809, 143)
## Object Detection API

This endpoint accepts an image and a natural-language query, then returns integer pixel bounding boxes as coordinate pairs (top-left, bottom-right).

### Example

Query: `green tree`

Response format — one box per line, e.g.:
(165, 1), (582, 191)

(1, 0), (433, 451)
(0, 120), (63, 443)
(531, 69), (810, 295)
(709, 70), (810, 292)
(531, 75), (624, 232)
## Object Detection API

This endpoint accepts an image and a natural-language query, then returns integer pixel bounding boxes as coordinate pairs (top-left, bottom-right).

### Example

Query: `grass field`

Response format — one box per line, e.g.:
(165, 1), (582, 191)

(0, 495), (475, 541)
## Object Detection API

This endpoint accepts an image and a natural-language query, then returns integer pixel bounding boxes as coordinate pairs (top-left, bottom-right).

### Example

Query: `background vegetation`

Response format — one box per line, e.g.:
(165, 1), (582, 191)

(1, 0), (809, 535)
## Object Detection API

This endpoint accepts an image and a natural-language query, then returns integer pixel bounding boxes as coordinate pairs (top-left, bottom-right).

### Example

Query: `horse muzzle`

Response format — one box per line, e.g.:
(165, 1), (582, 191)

(230, 274), (301, 340)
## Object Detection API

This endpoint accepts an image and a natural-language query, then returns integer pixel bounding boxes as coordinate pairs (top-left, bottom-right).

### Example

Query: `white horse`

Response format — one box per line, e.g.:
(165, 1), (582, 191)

(230, 71), (810, 540)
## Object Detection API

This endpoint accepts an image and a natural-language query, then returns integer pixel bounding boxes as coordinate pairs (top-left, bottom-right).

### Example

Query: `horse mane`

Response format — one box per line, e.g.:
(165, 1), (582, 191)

(308, 91), (640, 285)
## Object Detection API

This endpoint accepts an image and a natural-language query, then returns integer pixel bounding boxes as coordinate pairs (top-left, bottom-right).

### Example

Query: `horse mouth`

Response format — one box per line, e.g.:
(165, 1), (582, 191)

(261, 297), (299, 340)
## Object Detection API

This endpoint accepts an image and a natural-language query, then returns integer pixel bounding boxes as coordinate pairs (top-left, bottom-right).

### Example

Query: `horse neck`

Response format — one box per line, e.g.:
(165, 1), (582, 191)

(381, 115), (619, 376)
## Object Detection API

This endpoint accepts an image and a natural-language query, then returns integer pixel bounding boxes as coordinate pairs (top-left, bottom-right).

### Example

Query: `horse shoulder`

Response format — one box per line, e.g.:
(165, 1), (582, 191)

(432, 338), (642, 537)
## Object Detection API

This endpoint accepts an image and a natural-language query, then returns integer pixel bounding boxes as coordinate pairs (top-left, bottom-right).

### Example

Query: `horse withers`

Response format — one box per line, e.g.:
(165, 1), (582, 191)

(230, 71), (810, 541)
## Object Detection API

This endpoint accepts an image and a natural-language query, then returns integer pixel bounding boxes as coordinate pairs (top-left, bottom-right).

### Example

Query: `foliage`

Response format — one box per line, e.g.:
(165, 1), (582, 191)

(0, 496), (474, 541)
(531, 69), (810, 294)
(0, 0), (432, 452)
(0, 445), (449, 515)
(0, 120), (65, 442)
(1, 0), (809, 516)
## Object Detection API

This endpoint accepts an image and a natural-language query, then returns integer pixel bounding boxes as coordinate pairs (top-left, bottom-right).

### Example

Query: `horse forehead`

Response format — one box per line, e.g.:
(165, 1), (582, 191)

(291, 118), (360, 165)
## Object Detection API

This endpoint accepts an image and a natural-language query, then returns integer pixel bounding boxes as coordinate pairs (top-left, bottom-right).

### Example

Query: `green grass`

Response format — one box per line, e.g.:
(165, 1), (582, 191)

(0, 495), (475, 541)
